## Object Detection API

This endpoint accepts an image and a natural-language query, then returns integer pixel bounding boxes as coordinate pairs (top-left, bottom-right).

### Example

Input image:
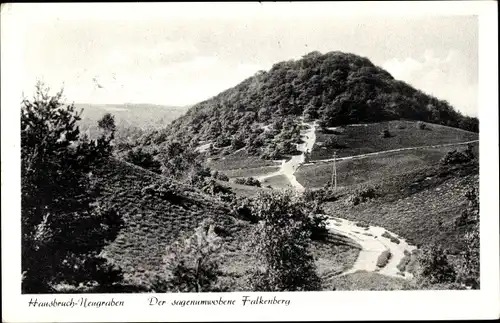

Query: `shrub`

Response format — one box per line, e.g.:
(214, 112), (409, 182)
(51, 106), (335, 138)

(354, 221), (370, 230)
(376, 250), (392, 268)
(345, 185), (377, 206)
(249, 191), (322, 291)
(142, 180), (183, 204)
(230, 196), (259, 223)
(440, 149), (472, 165)
(215, 137), (231, 148)
(200, 179), (236, 201)
(234, 177), (262, 187)
(380, 128), (391, 138)
(152, 225), (223, 292)
(381, 231), (400, 244)
(397, 252), (412, 272)
(125, 147), (162, 173)
(211, 170), (229, 182)
(307, 212), (329, 241)
(417, 246), (457, 285)
(231, 135), (245, 150)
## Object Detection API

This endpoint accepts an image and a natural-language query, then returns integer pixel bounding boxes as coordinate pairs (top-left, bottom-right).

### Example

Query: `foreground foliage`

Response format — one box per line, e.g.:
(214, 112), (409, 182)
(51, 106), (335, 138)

(152, 224), (224, 292)
(249, 191), (322, 291)
(21, 83), (124, 293)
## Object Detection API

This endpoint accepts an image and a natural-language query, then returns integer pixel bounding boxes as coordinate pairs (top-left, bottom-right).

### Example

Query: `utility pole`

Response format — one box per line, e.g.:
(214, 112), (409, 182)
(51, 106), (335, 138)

(331, 151), (337, 190)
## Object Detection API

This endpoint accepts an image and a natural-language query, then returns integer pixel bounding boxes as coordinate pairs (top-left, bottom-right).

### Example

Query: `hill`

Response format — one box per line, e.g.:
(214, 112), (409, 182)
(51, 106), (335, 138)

(138, 51), (478, 164)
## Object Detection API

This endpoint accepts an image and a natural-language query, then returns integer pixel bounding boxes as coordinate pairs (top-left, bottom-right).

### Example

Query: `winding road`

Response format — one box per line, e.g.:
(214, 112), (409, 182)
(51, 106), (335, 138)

(256, 119), (475, 279)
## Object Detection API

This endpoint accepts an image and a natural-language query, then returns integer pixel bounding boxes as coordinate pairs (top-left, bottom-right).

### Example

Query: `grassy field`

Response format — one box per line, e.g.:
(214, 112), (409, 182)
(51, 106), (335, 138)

(297, 142), (479, 189)
(222, 180), (270, 197)
(312, 120), (478, 161)
(208, 150), (278, 171)
(323, 160), (479, 253)
(221, 165), (280, 178)
(260, 174), (293, 189)
(312, 241), (360, 282)
(325, 271), (413, 291)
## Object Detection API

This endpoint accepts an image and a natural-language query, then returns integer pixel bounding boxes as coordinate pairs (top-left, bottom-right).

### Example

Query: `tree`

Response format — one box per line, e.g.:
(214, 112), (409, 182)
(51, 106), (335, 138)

(97, 113), (116, 133)
(21, 82), (124, 293)
(153, 225), (223, 292)
(160, 141), (201, 179)
(417, 245), (457, 286)
(249, 191), (322, 291)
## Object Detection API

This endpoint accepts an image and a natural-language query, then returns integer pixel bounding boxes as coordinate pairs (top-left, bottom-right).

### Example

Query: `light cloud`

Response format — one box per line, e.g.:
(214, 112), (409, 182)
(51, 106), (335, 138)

(18, 8), (478, 115)
(383, 50), (478, 117)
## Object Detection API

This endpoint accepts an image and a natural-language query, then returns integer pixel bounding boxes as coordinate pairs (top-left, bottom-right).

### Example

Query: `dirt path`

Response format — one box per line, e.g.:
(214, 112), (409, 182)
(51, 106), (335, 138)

(256, 120), (421, 279)
(326, 217), (417, 279)
(256, 120), (317, 191)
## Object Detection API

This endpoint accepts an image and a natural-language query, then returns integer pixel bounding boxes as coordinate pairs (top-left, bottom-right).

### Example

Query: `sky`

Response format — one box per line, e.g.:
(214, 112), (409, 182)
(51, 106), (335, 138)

(13, 3), (479, 116)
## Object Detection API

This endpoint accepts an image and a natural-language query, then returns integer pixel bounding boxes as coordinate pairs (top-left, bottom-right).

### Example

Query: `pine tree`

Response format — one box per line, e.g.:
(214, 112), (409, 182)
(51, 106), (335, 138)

(153, 224), (223, 292)
(21, 82), (124, 293)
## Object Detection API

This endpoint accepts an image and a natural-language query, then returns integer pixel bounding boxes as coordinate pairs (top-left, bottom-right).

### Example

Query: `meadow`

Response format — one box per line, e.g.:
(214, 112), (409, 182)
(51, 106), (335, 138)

(312, 120), (478, 161)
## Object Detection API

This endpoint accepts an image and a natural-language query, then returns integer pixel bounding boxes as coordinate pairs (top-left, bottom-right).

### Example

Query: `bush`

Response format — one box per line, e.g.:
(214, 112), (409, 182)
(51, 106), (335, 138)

(230, 196), (259, 223)
(304, 187), (338, 203)
(125, 147), (162, 173)
(397, 252), (412, 272)
(440, 149), (472, 165)
(345, 185), (377, 206)
(381, 231), (400, 244)
(234, 177), (262, 187)
(380, 128), (391, 138)
(201, 179), (236, 201)
(211, 170), (229, 182)
(142, 180), (183, 204)
(417, 246), (457, 285)
(249, 191), (322, 291)
(152, 225), (223, 292)
(354, 221), (370, 230)
(376, 250), (392, 268)
(215, 137), (231, 148)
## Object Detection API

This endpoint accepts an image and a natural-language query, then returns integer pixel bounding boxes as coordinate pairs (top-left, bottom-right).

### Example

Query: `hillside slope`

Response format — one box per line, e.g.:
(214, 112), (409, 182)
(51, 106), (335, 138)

(140, 51), (478, 164)
(322, 159), (479, 253)
(90, 158), (359, 291)
(91, 158), (230, 287)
